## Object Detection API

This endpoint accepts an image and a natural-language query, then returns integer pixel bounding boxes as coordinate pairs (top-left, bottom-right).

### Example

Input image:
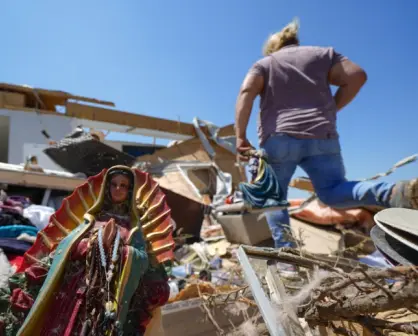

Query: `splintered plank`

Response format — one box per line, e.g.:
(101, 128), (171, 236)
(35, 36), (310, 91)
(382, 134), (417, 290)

(265, 265), (306, 336)
(236, 246), (288, 336)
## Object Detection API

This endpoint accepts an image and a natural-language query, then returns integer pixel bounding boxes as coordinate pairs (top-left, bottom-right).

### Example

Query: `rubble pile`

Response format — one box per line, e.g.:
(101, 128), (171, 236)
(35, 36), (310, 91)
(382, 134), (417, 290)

(0, 93), (416, 335)
(167, 221), (247, 304)
(160, 153), (418, 335)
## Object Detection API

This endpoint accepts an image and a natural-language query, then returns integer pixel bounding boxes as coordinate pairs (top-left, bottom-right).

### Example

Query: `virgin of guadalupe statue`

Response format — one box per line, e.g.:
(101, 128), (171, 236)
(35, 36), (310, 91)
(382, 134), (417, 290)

(0, 165), (175, 336)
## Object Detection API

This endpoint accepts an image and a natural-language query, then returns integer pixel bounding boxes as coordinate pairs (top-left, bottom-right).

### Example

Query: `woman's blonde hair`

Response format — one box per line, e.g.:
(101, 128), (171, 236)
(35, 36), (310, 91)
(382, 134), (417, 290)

(263, 18), (300, 56)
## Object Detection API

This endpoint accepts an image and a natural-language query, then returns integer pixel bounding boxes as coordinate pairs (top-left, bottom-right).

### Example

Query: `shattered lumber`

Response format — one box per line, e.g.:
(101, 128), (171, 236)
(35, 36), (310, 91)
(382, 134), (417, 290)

(265, 264), (306, 336)
(240, 245), (418, 335)
(237, 246), (289, 336)
(305, 279), (418, 320)
(305, 265), (418, 334)
(66, 102), (235, 139)
(241, 245), (365, 273)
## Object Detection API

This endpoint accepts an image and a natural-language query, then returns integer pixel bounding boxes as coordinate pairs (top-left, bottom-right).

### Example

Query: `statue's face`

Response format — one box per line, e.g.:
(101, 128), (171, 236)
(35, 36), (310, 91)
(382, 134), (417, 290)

(109, 174), (130, 203)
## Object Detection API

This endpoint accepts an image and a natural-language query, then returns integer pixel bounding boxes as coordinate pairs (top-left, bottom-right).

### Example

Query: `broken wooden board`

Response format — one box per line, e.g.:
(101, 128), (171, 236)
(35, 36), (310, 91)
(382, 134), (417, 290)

(265, 265), (305, 336)
(237, 246), (288, 336)
(153, 170), (204, 204)
(66, 102), (198, 137)
(0, 163), (84, 191)
(290, 218), (342, 255)
(1, 82), (235, 141)
(0, 82), (115, 110)
(144, 161), (223, 204)
(66, 102), (235, 139)
(0, 91), (26, 108)
(137, 137), (243, 186)
(289, 177), (315, 193)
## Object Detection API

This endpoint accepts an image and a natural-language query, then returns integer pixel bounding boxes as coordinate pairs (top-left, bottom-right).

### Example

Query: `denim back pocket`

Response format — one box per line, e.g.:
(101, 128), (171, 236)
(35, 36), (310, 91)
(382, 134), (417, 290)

(317, 139), (341, 156)
(262, 134), (291, 163)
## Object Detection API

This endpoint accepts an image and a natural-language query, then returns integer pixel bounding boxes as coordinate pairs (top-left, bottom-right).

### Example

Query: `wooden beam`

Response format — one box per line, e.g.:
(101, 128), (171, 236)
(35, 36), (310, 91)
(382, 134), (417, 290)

(3, 105), (63, 116)
(66, 102), (197, 137)
(265, 265), (306, 336)
(0, 83), (115, 107)
(237, 246), (288, 336)
(0, 167), (85, 191)
(289, 177), (315, 192)
(67, 102), (235, 138)
(5, 99), (235, 139)
(218, 124), (235, 137)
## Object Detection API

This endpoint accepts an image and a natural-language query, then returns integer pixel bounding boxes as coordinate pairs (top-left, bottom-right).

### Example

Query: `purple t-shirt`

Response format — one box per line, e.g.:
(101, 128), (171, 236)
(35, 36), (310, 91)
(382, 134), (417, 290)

(249, 45), (347, 145)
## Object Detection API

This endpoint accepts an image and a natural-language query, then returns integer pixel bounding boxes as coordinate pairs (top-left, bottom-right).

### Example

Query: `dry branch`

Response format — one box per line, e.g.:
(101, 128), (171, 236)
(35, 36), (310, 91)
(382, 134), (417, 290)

(314, 266), (417, 296)
(355, 316), (418, 334)
(303, 264), (418, 335)
(238, 245), (418, 335)
(306, 280), (418, 320)
(242, 246), (364, 273)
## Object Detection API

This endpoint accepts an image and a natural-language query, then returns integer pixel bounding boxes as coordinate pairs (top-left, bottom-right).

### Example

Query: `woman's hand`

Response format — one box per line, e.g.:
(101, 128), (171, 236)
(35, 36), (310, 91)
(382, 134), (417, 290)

(236, 137), (255, 162)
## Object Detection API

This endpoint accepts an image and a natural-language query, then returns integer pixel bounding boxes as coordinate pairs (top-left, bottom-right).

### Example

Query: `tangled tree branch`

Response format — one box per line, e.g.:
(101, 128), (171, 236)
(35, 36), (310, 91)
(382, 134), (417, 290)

(239, 245), (418, 334)
(356, 316), (418, 334)
(305, 280), (418, 320)
(243, 246), (365, 273)
(303, 264), (418, 334)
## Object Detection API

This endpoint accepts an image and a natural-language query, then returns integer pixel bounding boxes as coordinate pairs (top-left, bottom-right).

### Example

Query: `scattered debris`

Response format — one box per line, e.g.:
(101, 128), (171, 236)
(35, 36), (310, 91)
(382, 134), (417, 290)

(0, 83), (417, 335)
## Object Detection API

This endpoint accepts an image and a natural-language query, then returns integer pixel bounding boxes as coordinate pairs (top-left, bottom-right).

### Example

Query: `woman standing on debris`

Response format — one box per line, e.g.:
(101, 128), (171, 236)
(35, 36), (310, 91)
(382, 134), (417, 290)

(234, 19), (418, 271)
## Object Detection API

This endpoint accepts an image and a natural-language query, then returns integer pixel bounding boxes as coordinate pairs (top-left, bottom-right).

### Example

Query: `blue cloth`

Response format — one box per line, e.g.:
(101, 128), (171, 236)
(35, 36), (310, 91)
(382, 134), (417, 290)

(0, 238), (32, 255)
(261, 133), (395, 248)
(239, 159), (289, 209)
(0, 225), (38, 238)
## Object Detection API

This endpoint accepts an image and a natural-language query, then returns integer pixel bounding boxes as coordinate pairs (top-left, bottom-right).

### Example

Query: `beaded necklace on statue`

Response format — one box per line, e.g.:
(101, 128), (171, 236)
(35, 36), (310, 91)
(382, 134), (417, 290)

(98, 225), (121, 319)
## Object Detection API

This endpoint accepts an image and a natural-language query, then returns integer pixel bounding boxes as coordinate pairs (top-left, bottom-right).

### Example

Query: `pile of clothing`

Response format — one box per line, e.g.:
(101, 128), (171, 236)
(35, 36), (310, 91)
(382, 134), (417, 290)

(0, 190), (54, 270)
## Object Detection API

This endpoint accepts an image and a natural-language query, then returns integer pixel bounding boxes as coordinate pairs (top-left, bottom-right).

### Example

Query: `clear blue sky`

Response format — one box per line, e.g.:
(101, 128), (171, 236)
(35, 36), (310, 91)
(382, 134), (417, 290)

(2, 0), (417, 198)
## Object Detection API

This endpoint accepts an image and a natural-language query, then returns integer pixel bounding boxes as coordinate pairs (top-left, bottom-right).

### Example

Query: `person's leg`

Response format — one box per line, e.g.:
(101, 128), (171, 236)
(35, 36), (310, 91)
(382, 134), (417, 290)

(261, 134), (299, 248)
(265, 191), (295, 248)
(299, 138), (398, 209)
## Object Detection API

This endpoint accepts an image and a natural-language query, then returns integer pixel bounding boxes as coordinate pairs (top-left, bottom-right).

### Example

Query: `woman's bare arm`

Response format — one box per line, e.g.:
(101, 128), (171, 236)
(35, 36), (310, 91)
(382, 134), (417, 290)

(328, 59), (368, 112)
(235, 73), (264, 139)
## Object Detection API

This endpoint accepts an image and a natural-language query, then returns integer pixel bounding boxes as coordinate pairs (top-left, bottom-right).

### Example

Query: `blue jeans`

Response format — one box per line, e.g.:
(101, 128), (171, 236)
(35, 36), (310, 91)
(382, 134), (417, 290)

(261, 134), (395, 248)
